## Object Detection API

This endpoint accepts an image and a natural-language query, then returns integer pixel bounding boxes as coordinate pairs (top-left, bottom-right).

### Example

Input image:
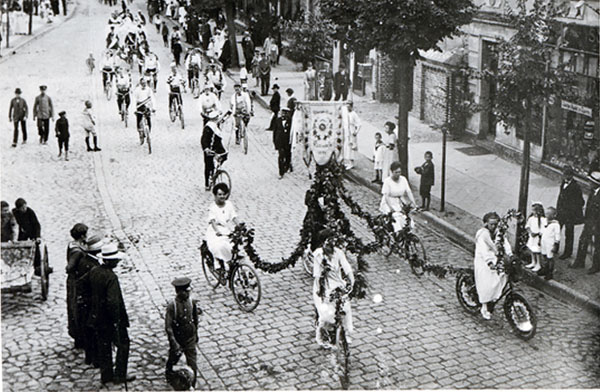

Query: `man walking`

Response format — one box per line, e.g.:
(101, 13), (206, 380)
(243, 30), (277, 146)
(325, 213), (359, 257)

(273, 108), (292, 179)
(88, 243), (136, 385)
(333, 64), (350, 101)
(571, 171), (600, 274)
(258, 53), (271, 96)
(33, 85), (54, 144)
(267, 84), (280, 131)
(241, 31), (254, 72)
(556, 166), (584, 259)
(9, 88), (28, 147)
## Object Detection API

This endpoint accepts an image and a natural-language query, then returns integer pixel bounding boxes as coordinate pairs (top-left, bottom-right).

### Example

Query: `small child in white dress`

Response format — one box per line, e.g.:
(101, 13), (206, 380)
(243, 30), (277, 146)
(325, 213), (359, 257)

(525, 202), (546, 272)
(539, 206), (561, 280)
(372, 132), (384, 184)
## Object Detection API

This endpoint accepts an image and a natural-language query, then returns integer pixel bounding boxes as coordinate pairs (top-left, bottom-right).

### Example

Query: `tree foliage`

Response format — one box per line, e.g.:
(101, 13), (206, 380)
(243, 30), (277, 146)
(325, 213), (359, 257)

(485, 0), (574, 131)
(319, 0), (476, 60)
(282, 13), (334, 65)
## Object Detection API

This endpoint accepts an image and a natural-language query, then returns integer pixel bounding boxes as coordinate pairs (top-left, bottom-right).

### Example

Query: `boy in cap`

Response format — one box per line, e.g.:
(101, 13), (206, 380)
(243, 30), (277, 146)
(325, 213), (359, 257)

(55, 111), (69, 161)
(9, 87), (28, 147)
(165, 277), (201, 387)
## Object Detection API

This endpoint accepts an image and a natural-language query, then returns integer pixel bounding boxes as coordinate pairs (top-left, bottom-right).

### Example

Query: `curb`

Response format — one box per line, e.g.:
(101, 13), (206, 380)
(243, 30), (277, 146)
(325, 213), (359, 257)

(0, 1), (80, 65)
(345, 168), (600, 317)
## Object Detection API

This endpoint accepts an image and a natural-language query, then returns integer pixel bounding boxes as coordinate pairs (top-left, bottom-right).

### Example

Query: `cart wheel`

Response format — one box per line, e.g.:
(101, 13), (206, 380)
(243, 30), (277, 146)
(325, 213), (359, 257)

(40, 245), (49, 301)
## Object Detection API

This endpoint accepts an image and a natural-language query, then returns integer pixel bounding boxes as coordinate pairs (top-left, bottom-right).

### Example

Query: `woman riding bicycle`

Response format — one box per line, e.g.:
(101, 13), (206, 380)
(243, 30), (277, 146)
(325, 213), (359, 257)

(474, 212), (512, 320)
(379, 161), (417, 232)
(313, 229), (355, 348)
(201, 110), (228, 191)
(206, 183), (239, 268)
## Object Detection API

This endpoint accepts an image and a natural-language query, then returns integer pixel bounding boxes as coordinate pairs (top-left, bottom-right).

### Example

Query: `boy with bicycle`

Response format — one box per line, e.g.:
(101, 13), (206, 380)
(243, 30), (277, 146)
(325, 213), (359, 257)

(230, 83), (252, 145)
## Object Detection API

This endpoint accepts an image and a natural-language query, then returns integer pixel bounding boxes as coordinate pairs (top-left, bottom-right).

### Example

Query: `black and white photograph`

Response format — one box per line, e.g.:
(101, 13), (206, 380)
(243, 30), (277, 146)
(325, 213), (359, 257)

(0, 0), (599, 390)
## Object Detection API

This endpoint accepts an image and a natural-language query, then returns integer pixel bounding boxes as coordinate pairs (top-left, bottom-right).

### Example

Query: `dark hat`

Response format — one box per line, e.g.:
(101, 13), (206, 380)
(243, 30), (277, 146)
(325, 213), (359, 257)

(58, 110), (66, 116)
(234, 82), (241, 87)
(272, 84), (279, 89)
(15, 88), (22, 94)
(286, 88), (294, 94)
(172, 277), (192, 290)
(39, 85), (47, 91)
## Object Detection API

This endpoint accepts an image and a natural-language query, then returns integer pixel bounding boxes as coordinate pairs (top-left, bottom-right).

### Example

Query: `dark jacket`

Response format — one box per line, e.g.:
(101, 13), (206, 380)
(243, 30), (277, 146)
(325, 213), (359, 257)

(9, 96), (28, 121)
(201, 123), (226, 157)
(556, 180), (584, 225)
(87, 265), (129, 331)
(418, 161), (435, 187)
(269, 91), (280, 114)
(55, 117), (69, 139)
(1, 211), (17, 242)
(334, 71), (350, 94)
(12, 207), (41, 240)
(258, 57), (271, 76)
(273, 116), (291, 150)
(583, 187), (600, 234)
(241, 36), (254, 60)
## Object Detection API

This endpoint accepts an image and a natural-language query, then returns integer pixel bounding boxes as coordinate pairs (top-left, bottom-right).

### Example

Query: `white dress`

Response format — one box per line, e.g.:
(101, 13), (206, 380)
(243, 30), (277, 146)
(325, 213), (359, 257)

(541, 220), (561, 258)
(525, 215), (546, 254)
(344, 111), (361, 163)
(474, 228), (510, 303)
(373, 142), (384, 170)
(381, 131), (398, 179)
(379, 176), (416, 232)
(312, 248), (354, 335)
(205, 201), (237, 262)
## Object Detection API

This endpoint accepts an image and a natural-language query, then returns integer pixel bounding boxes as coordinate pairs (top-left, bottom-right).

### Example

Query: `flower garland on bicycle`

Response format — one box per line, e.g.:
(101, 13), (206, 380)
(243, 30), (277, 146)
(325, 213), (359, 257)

(230, 83), (252, 145)
(200, 110), (228, 191)
(379, 161), (418, 232)
(167, 63), (186, 110)
(132, 77), (156, 145)
(115, 67), (132, 117)
(312, 229), (355, 348)
(205, 183), (240, 272)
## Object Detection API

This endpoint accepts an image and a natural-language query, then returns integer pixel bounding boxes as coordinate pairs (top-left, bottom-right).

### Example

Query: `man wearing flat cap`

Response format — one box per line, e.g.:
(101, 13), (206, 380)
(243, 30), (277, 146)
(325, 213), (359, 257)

(165, 277), (201, 387)
(88, 243), (135, 385)
(33, 85), (54, 144)
(9, 88), (28, 147)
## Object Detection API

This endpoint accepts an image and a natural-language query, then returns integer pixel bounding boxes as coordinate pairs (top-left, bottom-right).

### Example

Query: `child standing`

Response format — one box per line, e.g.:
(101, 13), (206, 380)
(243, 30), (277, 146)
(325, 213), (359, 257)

(372, 132), (384, 184)
(82, 101), (101, 152)
(415, 151), (435, 210)
(539, 207), (561, 280)
(165, 277), (201, 389)
(55, 111), (69, 161)
(525, 202), (546, 272)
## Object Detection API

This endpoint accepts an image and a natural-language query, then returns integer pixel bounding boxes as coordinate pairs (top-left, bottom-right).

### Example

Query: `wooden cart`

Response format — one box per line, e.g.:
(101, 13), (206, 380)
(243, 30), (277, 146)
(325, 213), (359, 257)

(1, 240), (50, 300)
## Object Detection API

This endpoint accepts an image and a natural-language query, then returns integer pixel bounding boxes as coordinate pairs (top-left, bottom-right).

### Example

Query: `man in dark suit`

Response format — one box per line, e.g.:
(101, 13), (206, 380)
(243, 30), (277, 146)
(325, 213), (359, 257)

(572, 171), (600, 274)
(241, 31), (254, 72)
(9, 88), (28, 147)
(88, 243), (135, 385)
(273, 108), (292, 179)
(267, 84), (280, 131)
(556, 166), (584, 259)
(333, 64), (351, 101)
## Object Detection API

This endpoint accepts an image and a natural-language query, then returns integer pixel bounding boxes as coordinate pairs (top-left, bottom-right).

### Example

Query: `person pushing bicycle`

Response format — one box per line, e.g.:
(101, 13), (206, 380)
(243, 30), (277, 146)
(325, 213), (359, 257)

(133, 77), (156, 144)
(312, 228), (354, 348)
(230, 83), (252, 145)
(166, 63), (186, 111)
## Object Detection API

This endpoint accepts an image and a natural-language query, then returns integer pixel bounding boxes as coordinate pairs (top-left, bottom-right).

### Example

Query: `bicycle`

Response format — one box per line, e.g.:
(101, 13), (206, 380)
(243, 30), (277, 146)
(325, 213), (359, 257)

(319, 287), (351, 388)
(200, 240), (261, 312)
(135, 106), (153, 154)
(456, 255), (537, 340)
(190, 67), (201, 98)
(378, 205), (427, 276)
(103, 70), (114, 101)
(206, 151), (231, 193)
(234, 113), (250, 155)
(145, 69), (158, 92)
(117, 90), (129, 128)
(169, 91), (185, 129)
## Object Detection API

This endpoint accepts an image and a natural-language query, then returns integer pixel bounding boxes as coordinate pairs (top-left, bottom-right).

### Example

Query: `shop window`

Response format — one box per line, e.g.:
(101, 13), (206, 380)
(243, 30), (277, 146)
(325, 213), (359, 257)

(575, 53), (585, 74)
(587, 56), (598, 78)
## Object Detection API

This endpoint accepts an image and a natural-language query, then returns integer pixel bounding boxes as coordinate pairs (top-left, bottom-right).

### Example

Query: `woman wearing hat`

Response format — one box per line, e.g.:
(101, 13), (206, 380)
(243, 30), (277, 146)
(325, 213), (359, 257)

(201, 110), (227, 190)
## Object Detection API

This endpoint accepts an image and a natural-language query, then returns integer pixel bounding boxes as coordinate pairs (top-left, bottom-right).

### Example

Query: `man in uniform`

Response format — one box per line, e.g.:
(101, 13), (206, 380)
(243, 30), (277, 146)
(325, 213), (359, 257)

(88, 243), (135, 385)
(33, 85), (54, 144)
(165, 277), (202, 388)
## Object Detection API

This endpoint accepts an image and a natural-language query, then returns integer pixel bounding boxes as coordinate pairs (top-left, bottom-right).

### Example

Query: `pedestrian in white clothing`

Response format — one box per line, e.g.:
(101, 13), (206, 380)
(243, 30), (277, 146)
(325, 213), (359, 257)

(539, 206), (561, 280)
(82, 101), (101, 152)
(525, 202), (546, 272)
(344, 101), (361, 169)
(379, 161), (417, 232)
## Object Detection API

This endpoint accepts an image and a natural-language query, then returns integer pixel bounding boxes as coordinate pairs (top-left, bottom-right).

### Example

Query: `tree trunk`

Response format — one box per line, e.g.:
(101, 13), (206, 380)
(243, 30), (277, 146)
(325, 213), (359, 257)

(28, 5), (32, 35)
(396, 53), (411, 179)
(516, 98), (532, 253)
(224, 0), (239, 67)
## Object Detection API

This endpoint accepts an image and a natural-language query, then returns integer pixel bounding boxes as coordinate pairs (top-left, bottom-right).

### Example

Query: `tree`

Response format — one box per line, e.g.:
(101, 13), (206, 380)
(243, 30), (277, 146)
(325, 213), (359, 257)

(282, 13), (334, 66)
(483, 0), (573, 222)
(320, 0), (475, 177)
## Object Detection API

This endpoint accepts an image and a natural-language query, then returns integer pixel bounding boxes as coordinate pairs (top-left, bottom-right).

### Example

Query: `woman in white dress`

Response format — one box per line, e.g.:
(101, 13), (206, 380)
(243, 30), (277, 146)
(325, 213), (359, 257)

(380, 161), (417, 232)
(205, 183), (240, 264)
(312, 229), (355, 347)
(474, 212), (511, 320)
(381, 121), (398, 179)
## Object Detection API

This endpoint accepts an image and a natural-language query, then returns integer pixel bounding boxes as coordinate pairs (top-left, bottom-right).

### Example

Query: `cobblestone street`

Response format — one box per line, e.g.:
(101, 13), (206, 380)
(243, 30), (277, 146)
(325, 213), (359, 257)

(1, 1), (599, 391)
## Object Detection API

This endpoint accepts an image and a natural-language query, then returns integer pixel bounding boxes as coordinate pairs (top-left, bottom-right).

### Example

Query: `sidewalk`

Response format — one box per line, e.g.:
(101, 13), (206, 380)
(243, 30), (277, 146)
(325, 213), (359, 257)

(227, 49), (600, 314)
(0, 1), (77, 62)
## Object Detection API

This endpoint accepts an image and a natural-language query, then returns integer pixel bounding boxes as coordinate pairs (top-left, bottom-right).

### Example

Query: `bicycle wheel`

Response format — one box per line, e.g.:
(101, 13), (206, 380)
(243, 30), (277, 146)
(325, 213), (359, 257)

(213, 170), (231, 194)
(302, 248), (314, 275)
(105, 82), (112, 101)
(121, 103), (128, 128)
(201, 247), (221, 289)
(504, 292), (537, 340)
(169, 101), (177, 122)
(455, 271), (481, 315)
(230, 262), (261, 312)
(145, 125), (152, 154)
(179, 107), (185, 130)
(405, 234), (426, 277)
(242, 122), (248, 154)
(40, 245), (49, 301)
(335, 325), (350, 388)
